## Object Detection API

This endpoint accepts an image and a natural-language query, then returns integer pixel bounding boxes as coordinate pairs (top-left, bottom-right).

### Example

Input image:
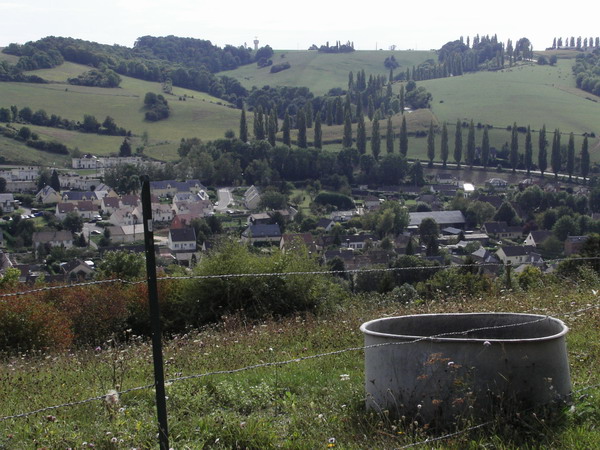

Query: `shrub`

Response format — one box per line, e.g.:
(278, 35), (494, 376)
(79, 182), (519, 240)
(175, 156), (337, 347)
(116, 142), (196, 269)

(178, 241), (343, 326)
(0, 294), (73, 352)
(417, 267), (494, 299)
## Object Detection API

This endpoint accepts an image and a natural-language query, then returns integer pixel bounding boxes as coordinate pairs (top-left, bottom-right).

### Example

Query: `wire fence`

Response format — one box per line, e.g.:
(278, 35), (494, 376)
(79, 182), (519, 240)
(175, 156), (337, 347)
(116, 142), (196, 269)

(1, 255), (600, 447)
(2, 255), (599, 301)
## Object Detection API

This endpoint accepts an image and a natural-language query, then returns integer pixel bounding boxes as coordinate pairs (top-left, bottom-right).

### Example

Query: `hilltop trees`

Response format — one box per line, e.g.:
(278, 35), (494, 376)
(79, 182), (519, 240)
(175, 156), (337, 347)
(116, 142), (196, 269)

(581, 136), (590, 182)
(481, 126), (490, 167)
(510, 123), (519, 172)
(466, 120), (475, 168)
(399, 116), (408, 157)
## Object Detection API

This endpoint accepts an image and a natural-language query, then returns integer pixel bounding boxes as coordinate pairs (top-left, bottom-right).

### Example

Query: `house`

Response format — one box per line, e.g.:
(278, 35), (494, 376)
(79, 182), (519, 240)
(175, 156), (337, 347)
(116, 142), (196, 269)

(35, 186), (61, 204)
(485, 178), (509, 190)
(172, 199), (213, 217)
(321, 234), (378, 250)
(436, 173), (458, 185)
(109, 208), (139, 226)
(168, 227), (197, 252)
(316, 218), (335, 232)
(150, 179), (207, 198)
(496, 245), (542, 265)
(244, 185), (261, 210)
(408, 211), (466, 229)
(61, 259), (95, 281)
(524, 230), (553, 248)
(0, 193), (16, 213)
(363, 196), (381, 211)
(241, 223), (281, 245)
(105, 224), (145, 244)
(55, 202), (76, 220)
(482, 222), (523, 240)
(280, 233), (322, 254)
(32, 230), (74, 255)
(120, 195), (141, 209)
(75, 201), (98, 220)
(331, 210), (358, 222)
(134, 203), (173, 223)
(61, 191), (98, 204)
(100, 196), (121, 215)
(471, 247), (500, 265)
(564, 236), (588, 256)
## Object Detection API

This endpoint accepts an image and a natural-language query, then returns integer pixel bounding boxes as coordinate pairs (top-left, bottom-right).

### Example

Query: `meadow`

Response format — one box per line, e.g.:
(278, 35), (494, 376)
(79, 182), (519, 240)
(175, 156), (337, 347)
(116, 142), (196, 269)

(1, 49), (600, 167)
(0, 272), (599, 448)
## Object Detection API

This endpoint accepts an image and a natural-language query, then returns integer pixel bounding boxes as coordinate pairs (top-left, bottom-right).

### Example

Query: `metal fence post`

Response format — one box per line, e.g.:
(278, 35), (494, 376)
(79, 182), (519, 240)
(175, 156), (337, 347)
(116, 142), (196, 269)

(140, 175), (169, 449)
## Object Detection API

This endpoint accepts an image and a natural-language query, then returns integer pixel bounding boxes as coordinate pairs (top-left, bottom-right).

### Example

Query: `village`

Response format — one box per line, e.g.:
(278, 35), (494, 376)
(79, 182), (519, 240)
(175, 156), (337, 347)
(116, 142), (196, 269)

(0, 154), (594, 284)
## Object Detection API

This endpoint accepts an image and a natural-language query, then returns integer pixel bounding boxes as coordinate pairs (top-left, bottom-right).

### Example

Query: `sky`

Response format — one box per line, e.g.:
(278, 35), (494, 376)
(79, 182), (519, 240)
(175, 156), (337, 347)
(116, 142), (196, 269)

(1, 0), (598, 52)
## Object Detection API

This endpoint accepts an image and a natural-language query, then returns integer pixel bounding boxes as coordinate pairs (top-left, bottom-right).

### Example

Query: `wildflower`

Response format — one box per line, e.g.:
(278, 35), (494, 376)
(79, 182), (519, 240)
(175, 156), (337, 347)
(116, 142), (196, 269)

(328, 437), (336, 447)
(45, 415), (56, 422)
(447, 361), (454, 367)
(417, 404), (422, 410)
(339, 374), (350, 381)
(95, 346), (102, 352)
(483, 341), (491, 347)
(105, 390), (119, 406)
(111, 437), (118, 443)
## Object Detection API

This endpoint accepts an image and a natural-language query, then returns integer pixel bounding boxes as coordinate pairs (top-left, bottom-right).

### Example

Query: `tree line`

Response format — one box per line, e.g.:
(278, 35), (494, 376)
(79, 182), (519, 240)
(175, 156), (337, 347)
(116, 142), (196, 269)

(550, 36), (600, 50)
(0, 104), (130, 136)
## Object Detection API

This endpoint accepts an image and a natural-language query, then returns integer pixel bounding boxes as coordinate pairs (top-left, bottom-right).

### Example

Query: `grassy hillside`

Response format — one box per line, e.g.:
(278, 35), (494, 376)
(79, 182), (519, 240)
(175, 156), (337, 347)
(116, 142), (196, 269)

(2, 48), (600, 166)
(0, 277), (599, 448)
(0, 59), (243, 161)
(421, 59), (600, 135)
(220, 50), (437, 95)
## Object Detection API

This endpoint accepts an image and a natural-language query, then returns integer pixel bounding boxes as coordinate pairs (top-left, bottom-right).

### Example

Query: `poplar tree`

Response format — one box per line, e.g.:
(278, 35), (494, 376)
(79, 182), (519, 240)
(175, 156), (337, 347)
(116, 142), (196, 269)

(581, 136), (590, 182)
(239, 107), (248, 143)
(441, 122), (449, 167)
(367, 96), (375, 121)
(399, 115), (408, 156)
(356, 113), (366, 155)
(314, 114), (322, 149)
(335, 96), (344, 125)
(371, 113), (381, 160)
(386, 116), (394, 154)
(538, 125), (547, 177)
(267, 110), (277, 146)
(427, 121), (435, 167)
(253, 106), (264, 140)
(551, 128), (561, 180)
(342, 110), (353, 148)
(282, 112), (291, 146)
(567, 132), (575, 181)
(481, 126), (490, 167)
(510, 122), (519, 173)
(326, 99), (333, 126)
(305, 102), (313, 128)
(399, 85), (405, 114)
(466, 120), (475, 168)
(297, 108), (307, 148)
(454, 119), (462, 168)
(525, 126), (532, 175)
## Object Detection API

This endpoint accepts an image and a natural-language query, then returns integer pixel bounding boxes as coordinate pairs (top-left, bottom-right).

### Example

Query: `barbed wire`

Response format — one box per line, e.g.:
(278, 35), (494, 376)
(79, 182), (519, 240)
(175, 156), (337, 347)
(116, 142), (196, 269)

(2, 256), (600, 300)
(0, 311), (581, 423)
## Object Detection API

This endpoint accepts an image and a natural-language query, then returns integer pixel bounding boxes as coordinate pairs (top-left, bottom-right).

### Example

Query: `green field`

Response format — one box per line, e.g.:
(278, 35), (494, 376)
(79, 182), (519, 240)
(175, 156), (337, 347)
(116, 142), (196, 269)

(0, 61), (244, 161)
(220, 50), (437, 95)
(2, 49), (600, 165)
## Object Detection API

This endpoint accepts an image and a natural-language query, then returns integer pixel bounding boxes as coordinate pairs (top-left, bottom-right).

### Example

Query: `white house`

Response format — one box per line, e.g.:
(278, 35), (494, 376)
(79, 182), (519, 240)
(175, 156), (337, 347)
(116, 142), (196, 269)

(168, 228), (197, 252)
(0, 193), (16, 213)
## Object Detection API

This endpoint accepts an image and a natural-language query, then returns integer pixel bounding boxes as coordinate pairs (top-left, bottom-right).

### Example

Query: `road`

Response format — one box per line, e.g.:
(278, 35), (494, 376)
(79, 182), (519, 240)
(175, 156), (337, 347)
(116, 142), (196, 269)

(216, 188), (233, 212)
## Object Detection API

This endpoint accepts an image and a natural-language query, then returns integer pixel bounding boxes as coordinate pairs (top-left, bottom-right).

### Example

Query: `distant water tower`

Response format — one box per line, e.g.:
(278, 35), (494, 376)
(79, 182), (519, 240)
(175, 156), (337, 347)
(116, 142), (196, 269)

(253, 37), (259, 51)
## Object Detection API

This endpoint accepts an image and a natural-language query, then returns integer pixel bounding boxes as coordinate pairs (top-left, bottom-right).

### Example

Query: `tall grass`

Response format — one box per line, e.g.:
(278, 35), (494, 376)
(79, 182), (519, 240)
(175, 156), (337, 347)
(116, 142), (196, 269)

(1, 275), (599, 448)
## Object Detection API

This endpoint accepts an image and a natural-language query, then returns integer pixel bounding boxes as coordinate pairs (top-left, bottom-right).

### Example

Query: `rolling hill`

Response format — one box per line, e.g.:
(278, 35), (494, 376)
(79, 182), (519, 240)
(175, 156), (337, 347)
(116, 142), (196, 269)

(1, 45), (599, 167)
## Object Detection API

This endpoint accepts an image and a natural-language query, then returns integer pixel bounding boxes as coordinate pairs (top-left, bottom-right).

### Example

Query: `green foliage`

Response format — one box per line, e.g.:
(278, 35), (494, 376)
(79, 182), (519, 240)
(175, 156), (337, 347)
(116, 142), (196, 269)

(68, 68), (121, 87)
(314, 191), (354, 210)
(97, 251), (146, 280)
(143, 92), (170, 121)
(178, 242), (344, 325)
(417, 266), (493, 299)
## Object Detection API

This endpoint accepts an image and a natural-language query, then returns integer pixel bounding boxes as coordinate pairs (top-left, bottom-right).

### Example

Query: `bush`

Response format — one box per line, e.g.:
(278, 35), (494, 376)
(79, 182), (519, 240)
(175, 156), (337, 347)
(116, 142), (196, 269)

(178, 242), (344, 326)
(270, 62), (290, 74)
(0, 294), (73, 353)
(417, 267), (494, 299)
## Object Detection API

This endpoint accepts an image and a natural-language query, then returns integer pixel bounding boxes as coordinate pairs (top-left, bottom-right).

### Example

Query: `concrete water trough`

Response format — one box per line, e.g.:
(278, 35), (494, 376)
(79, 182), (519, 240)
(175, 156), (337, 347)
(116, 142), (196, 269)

(361, 313), (571, 425)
